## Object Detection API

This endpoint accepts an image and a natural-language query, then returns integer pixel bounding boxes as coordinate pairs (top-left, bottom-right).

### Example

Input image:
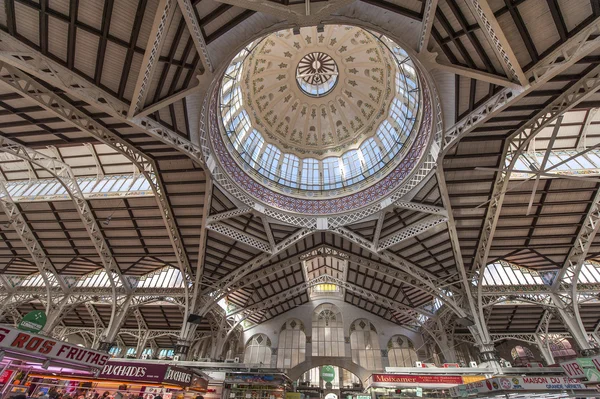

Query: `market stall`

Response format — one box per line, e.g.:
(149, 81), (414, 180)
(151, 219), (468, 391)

(24, 360), (206, 399)
(0, 324), (111, 399)
(448, 375), (597, 398)
(365, 373), (485, 399)
(223, 372), (290, 399)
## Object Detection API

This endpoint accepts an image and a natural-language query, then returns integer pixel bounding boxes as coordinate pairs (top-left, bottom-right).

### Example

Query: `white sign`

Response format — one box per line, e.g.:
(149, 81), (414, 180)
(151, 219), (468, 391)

(449, 376), (586, 397)
(0, 325), (110, 369)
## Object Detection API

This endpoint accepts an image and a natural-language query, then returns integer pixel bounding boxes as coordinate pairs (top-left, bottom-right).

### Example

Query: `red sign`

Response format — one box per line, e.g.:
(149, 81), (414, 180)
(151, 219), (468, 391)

(0, 326), (110, 369)
(0, 370), (13, 385)
(372, 374), (463, 385)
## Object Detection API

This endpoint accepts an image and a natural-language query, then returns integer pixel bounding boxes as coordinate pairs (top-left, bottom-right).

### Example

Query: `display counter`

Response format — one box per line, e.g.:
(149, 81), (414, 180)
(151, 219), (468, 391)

(223, 372), (290, 399)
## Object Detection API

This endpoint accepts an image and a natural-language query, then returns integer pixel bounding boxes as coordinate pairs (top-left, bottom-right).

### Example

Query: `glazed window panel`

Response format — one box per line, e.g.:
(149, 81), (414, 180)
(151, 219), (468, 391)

(277, 319), (306, 369)
(312, 303), (345, 357)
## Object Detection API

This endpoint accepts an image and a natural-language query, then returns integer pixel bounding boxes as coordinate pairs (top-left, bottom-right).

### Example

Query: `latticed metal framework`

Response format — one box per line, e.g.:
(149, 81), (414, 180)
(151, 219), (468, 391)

(0, 0), (599, 364)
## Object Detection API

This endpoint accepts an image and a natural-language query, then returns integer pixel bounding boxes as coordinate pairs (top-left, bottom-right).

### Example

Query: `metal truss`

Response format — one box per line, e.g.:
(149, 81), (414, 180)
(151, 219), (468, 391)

(0, 137), (127, 330)
(418, 0), (439, 53)
(393, 201), (447, 216)
(206, 221), (272, 253)
(128, 0), (175, 117)
(133, 308), (159, 356)
(377, 215), (447, 251)
(467, 66), (600, 351)
(471, 65), (600, 289)
(442, 16), (600, 155)
(463, 0), (526, 86)
(331, 227), (466, 316)
(177, 0), (213, 72)
(196, 228), (314, 317)
(207, 208), (253, 223)
(0, 178), (66, 311)
(85, 303), (106, 349)
(0, 31), (205, 168)
(0, 61), (194, 316)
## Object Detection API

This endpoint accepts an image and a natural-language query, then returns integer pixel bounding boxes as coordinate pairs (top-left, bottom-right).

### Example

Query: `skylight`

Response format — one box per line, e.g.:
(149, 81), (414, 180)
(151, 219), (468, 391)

(480, 260), (600, 286)
(511, 149), (600, 180)
(4, 174), (153, 202)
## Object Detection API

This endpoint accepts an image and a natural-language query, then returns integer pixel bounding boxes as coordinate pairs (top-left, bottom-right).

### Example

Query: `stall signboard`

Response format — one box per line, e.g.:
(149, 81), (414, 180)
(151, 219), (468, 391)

(99, 361), (193, 387)
(17, 310), (47, 333)
(561, 356), (600, 382)
(0, 325), (110, 369)
(321, 366), (335, 383)
(449, 376), (586, 397)
(371, 374), (463, 385)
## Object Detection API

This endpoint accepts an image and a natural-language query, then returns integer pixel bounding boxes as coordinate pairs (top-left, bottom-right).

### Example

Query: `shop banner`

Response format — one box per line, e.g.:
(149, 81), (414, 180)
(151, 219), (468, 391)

(371, 374), (463, 385)
(99, 362), (168, 382)
(0, 325), (110, 369)
(561, 356), (600, 380)
(162, 365), (193, 387)
(449, 376), (586, 397)
(99, 361), (194, 387)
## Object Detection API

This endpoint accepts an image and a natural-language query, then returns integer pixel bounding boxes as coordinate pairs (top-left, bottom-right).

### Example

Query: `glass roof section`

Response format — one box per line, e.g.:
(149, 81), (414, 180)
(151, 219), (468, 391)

(4, 174), (153, 202)
(219, 25), (422, 196)
(480, 260), (600, 286)
(510, 109), (600, 180)
(13, 267), (185, 289)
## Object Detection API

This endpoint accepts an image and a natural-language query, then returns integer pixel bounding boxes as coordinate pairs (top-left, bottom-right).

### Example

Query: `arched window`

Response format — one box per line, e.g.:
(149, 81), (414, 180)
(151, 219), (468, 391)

(277, 319), (306, 369)
(350, 319), (382, 370)
(388, 335), (418, 367)
(549, 338), (577, 362)
(244, 334), (272, 366)
(511, 345), (535, 366)
(312, 303), (345, 357)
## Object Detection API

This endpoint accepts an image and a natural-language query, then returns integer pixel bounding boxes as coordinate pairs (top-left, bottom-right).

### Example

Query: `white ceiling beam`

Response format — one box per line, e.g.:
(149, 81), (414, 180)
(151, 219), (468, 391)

(0, 32), (206, 169)
(177, 0), (214, 73)
(136, 83), (202, 118)
(442, 16), (600, 155)
(206, 221), (273, 253)
(207, 207), (253, 223)
(0, 179), (67, 310)
(393, 201), (447, 216)
(0, 60), (195, 297)
(128, 0), (176, 118)
(196, 228), (314, 316)
(463, 0), (526, 86)
(426, 59), (523, 89)
(377, 215), (448, 251)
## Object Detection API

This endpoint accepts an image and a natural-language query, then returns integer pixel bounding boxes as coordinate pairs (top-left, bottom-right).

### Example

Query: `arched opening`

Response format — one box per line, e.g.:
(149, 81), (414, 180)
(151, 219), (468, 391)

(243, 333), (272, 366)
(312, 303), (345, 357)
(277, 318), (307, 369)
(549, 337), (577, 363)
(387, 335), (418, 367)
(298, 366), (362, 389)
(350, 319), (382, 370)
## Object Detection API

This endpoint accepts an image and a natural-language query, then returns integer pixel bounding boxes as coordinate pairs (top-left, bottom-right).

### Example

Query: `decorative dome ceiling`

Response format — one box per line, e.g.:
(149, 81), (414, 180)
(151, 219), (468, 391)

(207, 25), (436, 218)
(241, 25), (396, 158)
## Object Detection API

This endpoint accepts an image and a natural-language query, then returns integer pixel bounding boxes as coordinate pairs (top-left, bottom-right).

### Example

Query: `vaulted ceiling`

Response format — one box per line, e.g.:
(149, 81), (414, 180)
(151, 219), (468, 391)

(1, 0), (600, 350)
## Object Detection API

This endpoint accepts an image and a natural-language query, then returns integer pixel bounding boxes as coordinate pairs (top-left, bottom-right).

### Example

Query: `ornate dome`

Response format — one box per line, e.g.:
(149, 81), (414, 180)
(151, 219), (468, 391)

(205, 25), (437, 218)
(240, 25), (396, 158)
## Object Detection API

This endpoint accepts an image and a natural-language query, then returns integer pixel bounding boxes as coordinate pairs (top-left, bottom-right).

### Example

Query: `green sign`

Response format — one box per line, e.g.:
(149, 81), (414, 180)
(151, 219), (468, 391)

(321, 365), (335, 383)
(415, 387), (423, 398)
(576, 358), (600, 382)
(17, 310), (46, 333)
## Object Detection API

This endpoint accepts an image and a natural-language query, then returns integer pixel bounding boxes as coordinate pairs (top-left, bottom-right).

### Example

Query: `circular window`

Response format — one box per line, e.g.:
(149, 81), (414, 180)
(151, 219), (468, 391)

(296, 52), (338, 97)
